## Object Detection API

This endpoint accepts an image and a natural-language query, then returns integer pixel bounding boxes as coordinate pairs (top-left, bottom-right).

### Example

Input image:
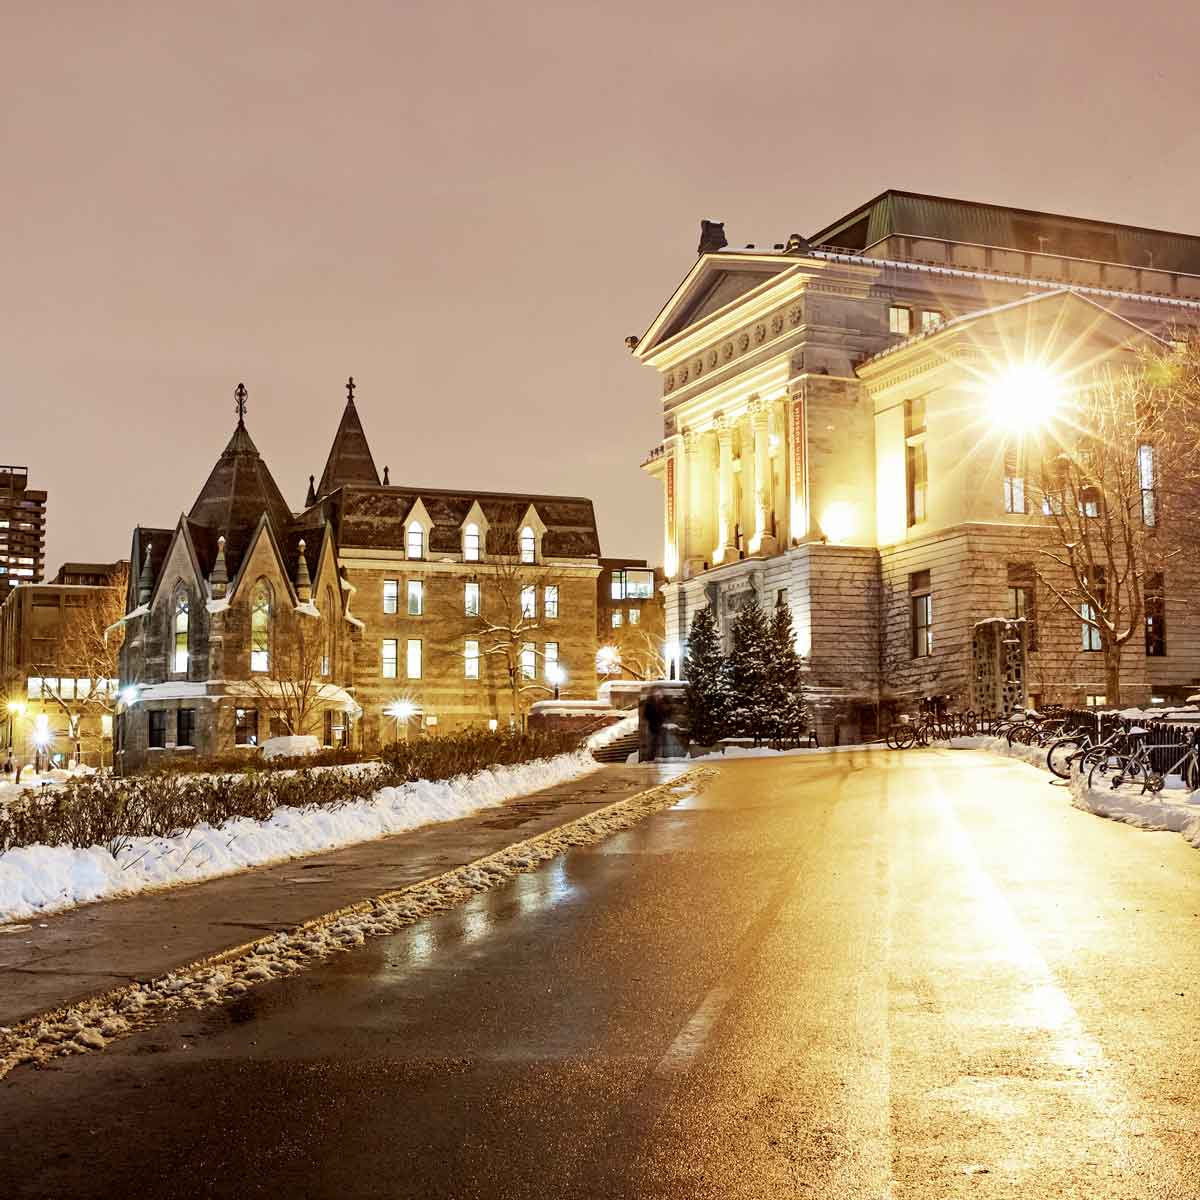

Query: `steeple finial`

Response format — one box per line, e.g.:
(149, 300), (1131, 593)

(137, 541), (154, 605)
(210, 534), (229, 597)
(383, 465), (390, 485)
(295, 538), (312, 602)
(346, 376), (356, 403)
(235, 382), (248, 424)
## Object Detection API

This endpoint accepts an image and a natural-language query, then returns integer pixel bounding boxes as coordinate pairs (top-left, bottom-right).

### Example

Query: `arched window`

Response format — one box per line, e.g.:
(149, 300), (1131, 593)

(250, 582), (271, 672)
(520, 526), (536, 564)
(463, 523), (481, 562)
(173, 590), (189, 674)
(407, 522), (425, 559)
(322, 587), (335, 676)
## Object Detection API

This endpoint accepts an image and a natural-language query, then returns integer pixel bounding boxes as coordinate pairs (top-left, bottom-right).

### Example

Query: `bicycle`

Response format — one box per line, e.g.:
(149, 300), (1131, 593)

(1086, 727), (1156, 791)
(1097, 727), (1200, 795)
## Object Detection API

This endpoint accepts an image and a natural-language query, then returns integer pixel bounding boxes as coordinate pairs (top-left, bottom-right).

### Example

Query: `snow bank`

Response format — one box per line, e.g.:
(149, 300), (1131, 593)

(261, 735), (320, 761)
(586, 714), (637, 750)
(0, 751), (597, 925)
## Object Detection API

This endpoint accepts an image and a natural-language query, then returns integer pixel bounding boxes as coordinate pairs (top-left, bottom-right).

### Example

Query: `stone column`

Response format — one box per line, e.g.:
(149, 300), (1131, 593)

(751, 400), (777, 555)
(715, 414), (736, 564)
(683, 429), (705, 575)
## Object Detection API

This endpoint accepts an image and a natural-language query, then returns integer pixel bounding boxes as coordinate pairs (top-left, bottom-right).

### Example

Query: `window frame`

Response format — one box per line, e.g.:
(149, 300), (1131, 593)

(889, 305), (913, 336)
(383, 579), (399, 615)
(910, 570), (932, 659)
(464, 638), (480, 679)
(406, 523), (425, 560)
(407, 579), (424, 616)
(172, 588), (189, 675)
(519, 526), (537, 564)
(250, 582), (271, 673)
(177, 707), (196, 748)
(234, 706), (259, 747)
(520, 642), (536, 680)
(381, 638), (398, 679)
(1145, 572), (1166, 657)
(464, 580), (481, 617)
(406, 638), (422, 680)
(463, 523), (482, 562)
(147, 709), (167, 749)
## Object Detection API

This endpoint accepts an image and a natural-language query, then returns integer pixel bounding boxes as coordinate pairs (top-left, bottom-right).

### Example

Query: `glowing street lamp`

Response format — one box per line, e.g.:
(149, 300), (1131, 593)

(546, 664), (566, 701)
(385, 698), (418, 742)
(987, 363), (1063, 432)
(596, 645), (621, 676)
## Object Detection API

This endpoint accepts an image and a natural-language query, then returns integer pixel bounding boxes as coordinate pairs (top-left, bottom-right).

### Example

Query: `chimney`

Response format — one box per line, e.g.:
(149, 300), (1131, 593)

(698, 220), (727, 255)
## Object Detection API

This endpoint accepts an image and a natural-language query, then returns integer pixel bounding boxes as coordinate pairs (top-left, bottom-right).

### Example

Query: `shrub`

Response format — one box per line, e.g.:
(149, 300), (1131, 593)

(0, 727), (584, 853)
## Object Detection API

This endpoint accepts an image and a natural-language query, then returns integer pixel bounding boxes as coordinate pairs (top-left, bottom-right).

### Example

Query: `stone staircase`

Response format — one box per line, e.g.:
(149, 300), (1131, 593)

(591, 732), (640, 764)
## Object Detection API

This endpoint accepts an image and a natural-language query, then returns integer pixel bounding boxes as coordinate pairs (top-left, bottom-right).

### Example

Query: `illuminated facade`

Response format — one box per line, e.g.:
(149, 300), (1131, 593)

(635, 191), (1200, 738)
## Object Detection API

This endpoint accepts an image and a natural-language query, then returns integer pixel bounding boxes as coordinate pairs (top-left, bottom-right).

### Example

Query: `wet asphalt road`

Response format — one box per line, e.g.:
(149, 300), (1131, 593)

(3, 749), (1200, 1199)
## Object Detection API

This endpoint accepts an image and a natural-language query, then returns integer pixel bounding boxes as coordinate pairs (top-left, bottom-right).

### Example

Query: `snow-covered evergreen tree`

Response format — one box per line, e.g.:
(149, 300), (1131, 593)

(683, 606), (730, 746)
(768, 602), (809, 745)
(729, 598), (774, 744)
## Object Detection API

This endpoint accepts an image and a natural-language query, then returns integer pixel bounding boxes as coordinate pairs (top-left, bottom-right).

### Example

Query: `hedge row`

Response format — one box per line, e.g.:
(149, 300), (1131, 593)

(0, 728), (583, 855)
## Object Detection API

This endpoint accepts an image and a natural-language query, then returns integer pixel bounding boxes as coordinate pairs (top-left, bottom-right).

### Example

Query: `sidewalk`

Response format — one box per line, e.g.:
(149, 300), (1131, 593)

(0, 763), (686, 1026)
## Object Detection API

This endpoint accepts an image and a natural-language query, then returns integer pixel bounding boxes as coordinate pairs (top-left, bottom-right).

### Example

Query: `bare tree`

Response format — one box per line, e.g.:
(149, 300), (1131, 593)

(597, 622), (665, 682)
(1023, 352), (1200, 705)
(245, 611), (343, 738)
(33, 565), (128, 766)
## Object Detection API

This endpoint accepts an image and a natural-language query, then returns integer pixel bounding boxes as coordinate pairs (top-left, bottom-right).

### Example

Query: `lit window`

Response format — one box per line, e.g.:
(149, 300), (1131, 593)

(1081, 604), (1102, 652)
(383, 579), (398, 614)
(235, 707), (259, 746)
(382, 639), (398, 678)
(611, 571), (626, 600)
(406, 639), (422, 679)
(1139, 443), (1157, 527)
(612, 610), (623, 628)
(173, 592), (189, 674)
(521, 585), (536, 618)
(1085, 694), (1107, 707)
(905, 398), (927, 527)
(544, 641), (558, 680)
(520, 642), (536, 679)
(629, 608), (640, 624)
(407, 524), (425, 559)
(1080, 485), (1101, 518)
(465, 581), (480, 617)
(544, 585), (559, 618)
(26, 676), (43, 699)
(921, 310), (944, 332)
(465, 639), (480, 679)
(250, 583), (271, 672)
(520, 526), (536, 564)
(464, 523), (481, 561)
(60, 677), (76, 700)
(889, 305), (912, 336)
(407, 580), (424, 616)
(910, 570), (932, 658)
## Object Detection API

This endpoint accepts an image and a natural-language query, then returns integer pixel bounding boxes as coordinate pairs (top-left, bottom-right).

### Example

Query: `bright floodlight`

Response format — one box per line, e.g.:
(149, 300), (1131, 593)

(385, 699), (417, 722)
(120, 686), (139, 706)
(547, 664), (566, 686)
(988, 364), (1061, 430)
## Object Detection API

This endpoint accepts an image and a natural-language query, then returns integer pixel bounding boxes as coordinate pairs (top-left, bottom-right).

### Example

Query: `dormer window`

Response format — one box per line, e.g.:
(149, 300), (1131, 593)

(464, 523), (481, 562)
(407, 523), (425, 559)
(520, 526), (536, 564)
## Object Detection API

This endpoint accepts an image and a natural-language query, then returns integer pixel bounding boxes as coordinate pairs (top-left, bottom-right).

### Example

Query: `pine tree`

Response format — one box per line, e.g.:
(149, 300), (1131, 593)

(683, 606), (730, 746)
(729, 598), (774, 744)
(768, 602), (809, 745)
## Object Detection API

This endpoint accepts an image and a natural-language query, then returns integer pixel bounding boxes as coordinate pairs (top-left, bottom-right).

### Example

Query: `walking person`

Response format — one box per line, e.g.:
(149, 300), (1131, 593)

(643, 689), (665, 761)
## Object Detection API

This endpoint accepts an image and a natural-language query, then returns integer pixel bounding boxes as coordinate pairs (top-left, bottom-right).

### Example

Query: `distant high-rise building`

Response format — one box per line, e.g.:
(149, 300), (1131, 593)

(0, 466), (47, 600)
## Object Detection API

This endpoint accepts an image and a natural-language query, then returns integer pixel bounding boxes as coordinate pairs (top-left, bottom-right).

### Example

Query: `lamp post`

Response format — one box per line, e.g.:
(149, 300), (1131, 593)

(5, 700), (25, 775)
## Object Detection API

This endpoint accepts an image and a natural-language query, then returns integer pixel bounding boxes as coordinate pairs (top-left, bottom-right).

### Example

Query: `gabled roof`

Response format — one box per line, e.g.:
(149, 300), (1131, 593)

(332, 486), (601, 559)
(809, 189), (1200, 274)
(317, 385), (381, 497)
(188, 417), (294, 576)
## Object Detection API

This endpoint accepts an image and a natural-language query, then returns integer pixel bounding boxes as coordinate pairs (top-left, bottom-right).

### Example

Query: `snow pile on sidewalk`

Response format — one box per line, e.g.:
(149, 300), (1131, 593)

(0, 751), (597, 925)
(956, 734), (1200, 850)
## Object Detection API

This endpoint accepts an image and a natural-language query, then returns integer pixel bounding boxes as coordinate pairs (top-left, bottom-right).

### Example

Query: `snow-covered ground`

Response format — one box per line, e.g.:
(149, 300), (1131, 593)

(0, 751), (597, 925)
(0, 764), (96, 808)
(950, 734), (1200, 850)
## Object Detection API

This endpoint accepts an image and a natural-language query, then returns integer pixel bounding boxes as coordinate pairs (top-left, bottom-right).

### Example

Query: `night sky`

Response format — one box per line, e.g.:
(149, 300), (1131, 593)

(6, 0), (1200, 574)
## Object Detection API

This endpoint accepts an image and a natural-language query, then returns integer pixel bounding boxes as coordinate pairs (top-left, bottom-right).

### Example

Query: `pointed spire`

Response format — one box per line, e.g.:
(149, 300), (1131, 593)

(295, 538), (311, 602)
(210, 535), (229, 598)
(383, 465), (390, 485)
(305, 474), (316, 507)
(315, 375), (381, 497)
(138, 541), (154, 605)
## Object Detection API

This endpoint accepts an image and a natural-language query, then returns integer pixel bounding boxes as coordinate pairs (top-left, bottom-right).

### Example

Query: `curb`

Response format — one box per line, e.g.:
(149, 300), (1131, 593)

(0, 766), (716, 1080)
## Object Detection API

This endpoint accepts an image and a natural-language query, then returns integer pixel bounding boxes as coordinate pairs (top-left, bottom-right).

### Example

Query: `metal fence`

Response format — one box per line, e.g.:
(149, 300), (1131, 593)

(1043, 707), (1197, 777)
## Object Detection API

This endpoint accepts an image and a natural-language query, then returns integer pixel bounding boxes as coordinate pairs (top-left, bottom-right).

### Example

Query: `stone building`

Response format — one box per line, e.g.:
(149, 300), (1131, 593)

(596, 558), (667, 681)
(0, 560), (125, 767)
(117, 382), (601, 769)
(634, 191), (1200, 739)
(0, 465), (47, 601)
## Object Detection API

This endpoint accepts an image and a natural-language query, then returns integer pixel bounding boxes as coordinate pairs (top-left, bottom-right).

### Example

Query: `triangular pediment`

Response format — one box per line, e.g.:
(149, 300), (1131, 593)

(635, 254), (796, 360)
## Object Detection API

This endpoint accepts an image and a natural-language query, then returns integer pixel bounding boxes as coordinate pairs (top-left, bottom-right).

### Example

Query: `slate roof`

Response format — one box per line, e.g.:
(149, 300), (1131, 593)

(317, 397), (380, 497)
(333, 486), (601, 559)
(809, 189), (1200, 275)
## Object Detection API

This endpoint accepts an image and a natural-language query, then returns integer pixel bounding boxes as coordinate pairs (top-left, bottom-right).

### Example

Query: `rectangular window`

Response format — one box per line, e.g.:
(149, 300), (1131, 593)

(323, 709), (334, 748)
(406, 639), (422, 679)
(26, 676), (43, 699)
(544, 585), (559, 619)
(920, 309), (944, 332)
(520, 642), (536, 679)
(465, 581), (480, 617)
(407, 580), (424, 616)
(407, 525), (424, 559)
(177, 708), (196, 747)
(910, 570), (932, 658)
(611, 610), (623, 628)
(521, 585), (536, 619)
(889, 305), (912, 336)
(235, 707), (259, 747)
(1007, 563), (1038, 652)
(905, 397), (927, 527)
(1081, 605), (1102, 652)
(464, 639), (480, 679)
(464, 527), (481, 561)
(1146, 572), (1166, 657)
(383, 579), (398, 614)
(520, 529), (537, 564)
(148, 709), (166, 749)
(382, 638), (398, 678)
(1003, 445), (1026, 514)
(629, 607), (640, 624)
(1139, 443), (1157, 527)
(1085, 694), (1107, 707)
(60, 677), (76, 700)
(544, 641), (559, 680)
(611, 571), (626, 600)
(1080, 486), (1101, 518)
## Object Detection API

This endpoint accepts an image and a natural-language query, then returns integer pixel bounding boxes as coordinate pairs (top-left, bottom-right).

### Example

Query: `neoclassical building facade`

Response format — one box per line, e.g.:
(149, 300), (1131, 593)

(635, 191), (1200, 739)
